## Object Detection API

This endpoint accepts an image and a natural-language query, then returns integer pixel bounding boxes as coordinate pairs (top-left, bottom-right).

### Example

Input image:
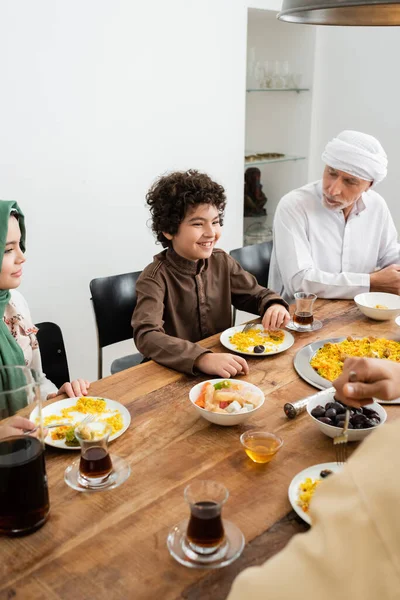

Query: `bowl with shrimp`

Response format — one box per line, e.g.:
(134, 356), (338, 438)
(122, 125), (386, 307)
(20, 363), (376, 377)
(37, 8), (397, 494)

(189, 379), (265, 426)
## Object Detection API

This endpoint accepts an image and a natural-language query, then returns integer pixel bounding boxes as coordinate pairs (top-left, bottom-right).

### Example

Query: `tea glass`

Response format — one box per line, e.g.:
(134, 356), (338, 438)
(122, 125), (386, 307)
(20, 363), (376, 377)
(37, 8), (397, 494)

(167, 480), (245, 568)
(75, 422), (113, 489)
(0, 366), (49, 535)
(287, 292), (323, 332)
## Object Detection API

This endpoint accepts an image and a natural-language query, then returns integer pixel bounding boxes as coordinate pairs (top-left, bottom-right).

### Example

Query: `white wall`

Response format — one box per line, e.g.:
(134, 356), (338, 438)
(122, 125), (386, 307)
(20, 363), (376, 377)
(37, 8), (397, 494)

(246, 10), (316, 217)
(309, 26), (400, 230)
(0, 0), (249, 380)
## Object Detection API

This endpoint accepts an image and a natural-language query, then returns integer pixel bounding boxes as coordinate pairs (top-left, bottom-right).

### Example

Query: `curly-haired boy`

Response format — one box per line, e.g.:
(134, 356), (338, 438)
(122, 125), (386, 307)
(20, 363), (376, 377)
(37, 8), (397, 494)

(132, 170), (289, 376)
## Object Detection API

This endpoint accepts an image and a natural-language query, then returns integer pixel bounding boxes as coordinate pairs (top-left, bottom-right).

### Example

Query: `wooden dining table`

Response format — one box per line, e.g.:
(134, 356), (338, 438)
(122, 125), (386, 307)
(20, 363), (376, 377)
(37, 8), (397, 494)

(1, 299), (399, 600)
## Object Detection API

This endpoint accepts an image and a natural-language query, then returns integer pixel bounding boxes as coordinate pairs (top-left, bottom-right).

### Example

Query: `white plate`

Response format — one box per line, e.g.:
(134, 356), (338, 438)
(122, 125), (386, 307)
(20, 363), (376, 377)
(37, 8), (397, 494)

(396, 316), (400, 327)
(220, 325), (294, 357)
(288, 462), (342, 526)
(30, 397), (131, 450)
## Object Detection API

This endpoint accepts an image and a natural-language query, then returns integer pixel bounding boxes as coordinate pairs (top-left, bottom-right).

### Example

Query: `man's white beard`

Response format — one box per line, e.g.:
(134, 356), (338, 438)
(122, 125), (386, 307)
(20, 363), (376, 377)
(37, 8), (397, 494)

(322, 195), (358, 212)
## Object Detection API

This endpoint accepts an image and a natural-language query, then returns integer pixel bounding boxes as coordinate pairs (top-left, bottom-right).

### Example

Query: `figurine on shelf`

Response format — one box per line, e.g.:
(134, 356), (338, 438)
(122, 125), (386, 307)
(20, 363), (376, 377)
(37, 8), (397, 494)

(244, 168), (268, 216)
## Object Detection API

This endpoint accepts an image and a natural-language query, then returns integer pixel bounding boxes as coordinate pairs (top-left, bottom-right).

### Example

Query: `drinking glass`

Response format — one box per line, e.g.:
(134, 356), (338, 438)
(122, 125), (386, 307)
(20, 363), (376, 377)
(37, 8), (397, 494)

(0, 366), (49, 535)
(167, 479), (245, 568)
(294, 292), (317, 329)
(184, 480), (228, 555)
(75, 422), (113, 489)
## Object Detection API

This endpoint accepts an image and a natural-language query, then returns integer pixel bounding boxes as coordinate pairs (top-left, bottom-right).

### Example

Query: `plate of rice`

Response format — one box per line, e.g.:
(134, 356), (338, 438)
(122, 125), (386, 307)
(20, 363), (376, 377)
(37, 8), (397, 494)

(294, 335), (400, 403)
(220, 325), (294, 356)
(30, 396), (131, 450)
(288, 462), (341, 525)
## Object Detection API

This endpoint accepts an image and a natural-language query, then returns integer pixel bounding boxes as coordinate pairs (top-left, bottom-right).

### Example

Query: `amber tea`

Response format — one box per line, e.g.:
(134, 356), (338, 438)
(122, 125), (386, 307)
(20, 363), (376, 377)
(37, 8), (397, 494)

(186, 501), (225, 549)
(241, 431), (283, 464)
(293, 312), (314, 327)
(79, 447), (113, 479)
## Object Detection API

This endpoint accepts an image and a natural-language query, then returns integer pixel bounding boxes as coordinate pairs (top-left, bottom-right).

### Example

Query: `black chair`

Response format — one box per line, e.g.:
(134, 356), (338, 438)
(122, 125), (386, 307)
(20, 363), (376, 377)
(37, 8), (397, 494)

(229, 240), (273, 324)
(90, 271), (143, 379)
(35, 322), (70, 390)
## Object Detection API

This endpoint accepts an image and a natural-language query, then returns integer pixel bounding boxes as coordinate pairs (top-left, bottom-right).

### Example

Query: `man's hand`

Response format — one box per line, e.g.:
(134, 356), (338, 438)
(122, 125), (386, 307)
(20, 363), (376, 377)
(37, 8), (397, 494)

(262, 304), (291, 330)
(370, 264), (400, 294)
(195, 353), (249, 378)
(333, 356), (400, 407)
(47, 379), (91, 400)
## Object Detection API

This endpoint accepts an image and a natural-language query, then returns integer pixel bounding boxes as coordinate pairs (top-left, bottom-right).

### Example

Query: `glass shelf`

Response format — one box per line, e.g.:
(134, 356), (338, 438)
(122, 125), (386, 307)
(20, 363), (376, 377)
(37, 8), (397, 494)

(244, 155), (306, 166)
(246, 88), (309, 93)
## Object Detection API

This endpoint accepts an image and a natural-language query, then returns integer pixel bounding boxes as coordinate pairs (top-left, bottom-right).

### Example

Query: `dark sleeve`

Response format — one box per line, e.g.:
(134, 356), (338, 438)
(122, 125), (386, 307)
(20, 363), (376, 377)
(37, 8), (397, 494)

(132, 272), (210, 375)
(227, 254), (289, 315)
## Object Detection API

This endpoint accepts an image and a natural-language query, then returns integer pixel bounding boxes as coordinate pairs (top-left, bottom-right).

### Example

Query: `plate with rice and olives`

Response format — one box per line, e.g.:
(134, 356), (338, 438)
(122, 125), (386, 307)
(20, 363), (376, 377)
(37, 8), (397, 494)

(220, 325), (294, 357)
(294, 335), (400, 404)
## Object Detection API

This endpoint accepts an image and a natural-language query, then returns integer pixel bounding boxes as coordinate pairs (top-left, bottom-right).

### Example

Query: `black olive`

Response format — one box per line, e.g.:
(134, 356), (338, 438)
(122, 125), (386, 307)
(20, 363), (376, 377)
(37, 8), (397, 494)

(320, 469), (333, 478)
(325, 408), (337, 419)
(331, 402), (345, 414)
(370, 417), (381, 426)
(362, 407), (379, 419)
(253, 345), (265, 354)
(351, 413), (369, 426)
(325, 402), (336, 410)
(318, 417), (333, 425)
(311, 406), (326, 418)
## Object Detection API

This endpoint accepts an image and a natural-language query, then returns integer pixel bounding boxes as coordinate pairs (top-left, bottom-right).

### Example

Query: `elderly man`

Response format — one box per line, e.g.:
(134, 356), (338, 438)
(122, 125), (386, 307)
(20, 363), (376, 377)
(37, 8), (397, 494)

(268, 130), (400, 303)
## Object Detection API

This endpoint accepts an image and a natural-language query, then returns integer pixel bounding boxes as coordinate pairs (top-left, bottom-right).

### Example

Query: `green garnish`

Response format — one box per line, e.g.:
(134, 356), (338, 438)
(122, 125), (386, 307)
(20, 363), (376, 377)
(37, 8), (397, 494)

(65, 427), (79, 447)
(214, 380), (231, 390)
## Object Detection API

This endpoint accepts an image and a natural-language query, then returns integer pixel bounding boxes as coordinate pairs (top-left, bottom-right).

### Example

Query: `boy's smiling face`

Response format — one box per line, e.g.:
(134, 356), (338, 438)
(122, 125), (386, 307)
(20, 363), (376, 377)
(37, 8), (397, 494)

(163, 204), (221, 261)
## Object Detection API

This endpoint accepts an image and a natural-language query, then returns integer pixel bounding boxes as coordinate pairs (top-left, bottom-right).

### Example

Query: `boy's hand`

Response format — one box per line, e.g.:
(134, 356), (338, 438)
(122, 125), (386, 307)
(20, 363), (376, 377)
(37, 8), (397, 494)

(262, 304), (290, 330)
(195, 353), (249, 378)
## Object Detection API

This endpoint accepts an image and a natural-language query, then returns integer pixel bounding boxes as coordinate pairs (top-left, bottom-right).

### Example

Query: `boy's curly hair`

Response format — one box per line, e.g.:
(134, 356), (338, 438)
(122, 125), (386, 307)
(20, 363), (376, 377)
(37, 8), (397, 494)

(146, 170), (226, 247)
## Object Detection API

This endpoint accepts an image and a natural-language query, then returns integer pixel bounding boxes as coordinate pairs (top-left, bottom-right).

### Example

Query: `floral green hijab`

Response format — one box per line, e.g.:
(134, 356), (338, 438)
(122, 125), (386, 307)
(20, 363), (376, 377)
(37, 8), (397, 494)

(0, 201), (27, 413)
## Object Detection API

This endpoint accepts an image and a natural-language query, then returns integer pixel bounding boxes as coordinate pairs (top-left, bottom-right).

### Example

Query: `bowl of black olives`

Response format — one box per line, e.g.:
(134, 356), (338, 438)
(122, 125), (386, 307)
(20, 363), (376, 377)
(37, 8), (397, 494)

(306, 390), (387, 441)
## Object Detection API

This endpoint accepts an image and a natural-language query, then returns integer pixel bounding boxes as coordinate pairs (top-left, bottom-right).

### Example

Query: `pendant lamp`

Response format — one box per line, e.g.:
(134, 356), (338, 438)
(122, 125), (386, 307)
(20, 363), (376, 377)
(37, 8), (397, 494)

(277, 0), (400, 25)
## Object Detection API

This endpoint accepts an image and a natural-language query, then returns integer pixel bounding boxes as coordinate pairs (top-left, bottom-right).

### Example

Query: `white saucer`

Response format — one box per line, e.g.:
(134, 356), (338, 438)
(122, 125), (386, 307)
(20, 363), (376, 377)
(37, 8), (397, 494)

(167, 518), (244, 569)
(64, 454), (131, 492)
(286, 319), (323, 332)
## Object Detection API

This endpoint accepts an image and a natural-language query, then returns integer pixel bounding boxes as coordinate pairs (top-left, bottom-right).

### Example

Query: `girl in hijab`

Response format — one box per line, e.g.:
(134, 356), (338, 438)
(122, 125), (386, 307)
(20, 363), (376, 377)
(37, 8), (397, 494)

(0, 200), (89, 427)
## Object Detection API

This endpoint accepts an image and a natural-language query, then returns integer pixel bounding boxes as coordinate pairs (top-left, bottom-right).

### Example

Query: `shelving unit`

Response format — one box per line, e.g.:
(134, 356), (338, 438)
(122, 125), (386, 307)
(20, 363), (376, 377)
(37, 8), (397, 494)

(245, 154), (306, 166)
(246, 88), (310, 93)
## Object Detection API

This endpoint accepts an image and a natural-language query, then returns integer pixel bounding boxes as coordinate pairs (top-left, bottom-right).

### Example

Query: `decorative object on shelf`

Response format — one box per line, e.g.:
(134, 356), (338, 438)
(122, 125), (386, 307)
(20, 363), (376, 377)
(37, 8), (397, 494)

(244, 168), (268, 217)
(245, 152), (285, 162)
(243, 217), (273, 246)
(277, 0), (400, 26)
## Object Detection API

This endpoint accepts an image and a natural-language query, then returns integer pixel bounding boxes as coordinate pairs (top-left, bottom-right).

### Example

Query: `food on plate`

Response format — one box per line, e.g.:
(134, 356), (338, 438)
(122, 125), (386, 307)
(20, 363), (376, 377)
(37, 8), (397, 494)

(311, 400), (381, 429)
(64, 427), (79, 447)
(42, 397), (124, 442)
(229, 328), (285, 354)
(310, 336), (400, 381)
(375, 304), (388, 309)
(297, 470), (335, 513)
(194, 381), (262, 414)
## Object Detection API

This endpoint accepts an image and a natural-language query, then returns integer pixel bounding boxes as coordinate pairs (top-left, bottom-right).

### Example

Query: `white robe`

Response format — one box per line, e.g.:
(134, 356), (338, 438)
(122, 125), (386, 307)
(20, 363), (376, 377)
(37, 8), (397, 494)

(268, 180), (400, 303)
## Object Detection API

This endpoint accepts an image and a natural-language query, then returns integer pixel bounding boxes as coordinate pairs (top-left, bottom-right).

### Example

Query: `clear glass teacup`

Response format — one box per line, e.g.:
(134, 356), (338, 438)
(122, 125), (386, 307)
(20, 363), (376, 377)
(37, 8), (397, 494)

(75, 421), (113, 489)
(293, 292), (317, 329)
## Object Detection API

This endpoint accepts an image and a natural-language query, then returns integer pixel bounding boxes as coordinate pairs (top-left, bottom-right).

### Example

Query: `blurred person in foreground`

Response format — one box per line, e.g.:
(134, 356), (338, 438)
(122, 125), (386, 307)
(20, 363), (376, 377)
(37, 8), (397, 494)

(269, 130), (400, 303)
(227, 356), (400, 600)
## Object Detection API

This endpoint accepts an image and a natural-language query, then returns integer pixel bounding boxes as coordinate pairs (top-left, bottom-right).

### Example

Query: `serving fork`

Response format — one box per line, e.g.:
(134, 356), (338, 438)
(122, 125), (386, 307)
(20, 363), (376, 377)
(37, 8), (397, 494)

(242, 319), (262, 333)
(333, 371), (357, 465)
(26, 414), (95, 435)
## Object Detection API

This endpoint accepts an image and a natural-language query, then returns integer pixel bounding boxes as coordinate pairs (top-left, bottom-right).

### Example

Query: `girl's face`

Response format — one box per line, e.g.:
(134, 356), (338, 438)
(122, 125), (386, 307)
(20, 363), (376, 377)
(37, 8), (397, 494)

(0, 216), (25, 290)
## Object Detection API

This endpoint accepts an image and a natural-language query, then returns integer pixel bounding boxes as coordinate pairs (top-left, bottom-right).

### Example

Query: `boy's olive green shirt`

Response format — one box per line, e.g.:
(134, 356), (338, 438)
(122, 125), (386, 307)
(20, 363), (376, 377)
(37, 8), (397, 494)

(132, 248), (288, 374)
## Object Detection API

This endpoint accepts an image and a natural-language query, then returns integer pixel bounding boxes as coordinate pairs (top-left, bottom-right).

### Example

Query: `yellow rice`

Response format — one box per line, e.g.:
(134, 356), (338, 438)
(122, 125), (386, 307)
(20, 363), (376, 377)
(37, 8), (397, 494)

(229, 328), (285, 353)
(311, 336), (400, 381)
(43, 397), (123, 438)
(297, 477), (321, 513)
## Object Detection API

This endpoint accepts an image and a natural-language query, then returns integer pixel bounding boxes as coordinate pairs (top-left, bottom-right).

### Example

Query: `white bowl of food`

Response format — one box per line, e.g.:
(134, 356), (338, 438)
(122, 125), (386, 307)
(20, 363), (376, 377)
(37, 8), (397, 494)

(354, 292), (400, 321)
(307, 389), (387, 441)
(189, 378), (265, 426)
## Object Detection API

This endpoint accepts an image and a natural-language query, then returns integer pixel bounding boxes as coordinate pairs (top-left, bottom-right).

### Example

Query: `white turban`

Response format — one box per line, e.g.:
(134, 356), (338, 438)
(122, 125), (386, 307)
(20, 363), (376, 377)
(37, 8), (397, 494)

(322, 130), (388, 187)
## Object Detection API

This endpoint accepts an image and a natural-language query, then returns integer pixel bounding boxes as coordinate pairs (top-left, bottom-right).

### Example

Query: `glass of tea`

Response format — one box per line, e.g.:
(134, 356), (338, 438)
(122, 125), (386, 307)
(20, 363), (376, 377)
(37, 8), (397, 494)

(184, 480), (228, 556)
(240, 431), (283, 464)
(293, 292), (317, 329)
(0, 366), (50, 536)
(75, 421), (113, 489)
